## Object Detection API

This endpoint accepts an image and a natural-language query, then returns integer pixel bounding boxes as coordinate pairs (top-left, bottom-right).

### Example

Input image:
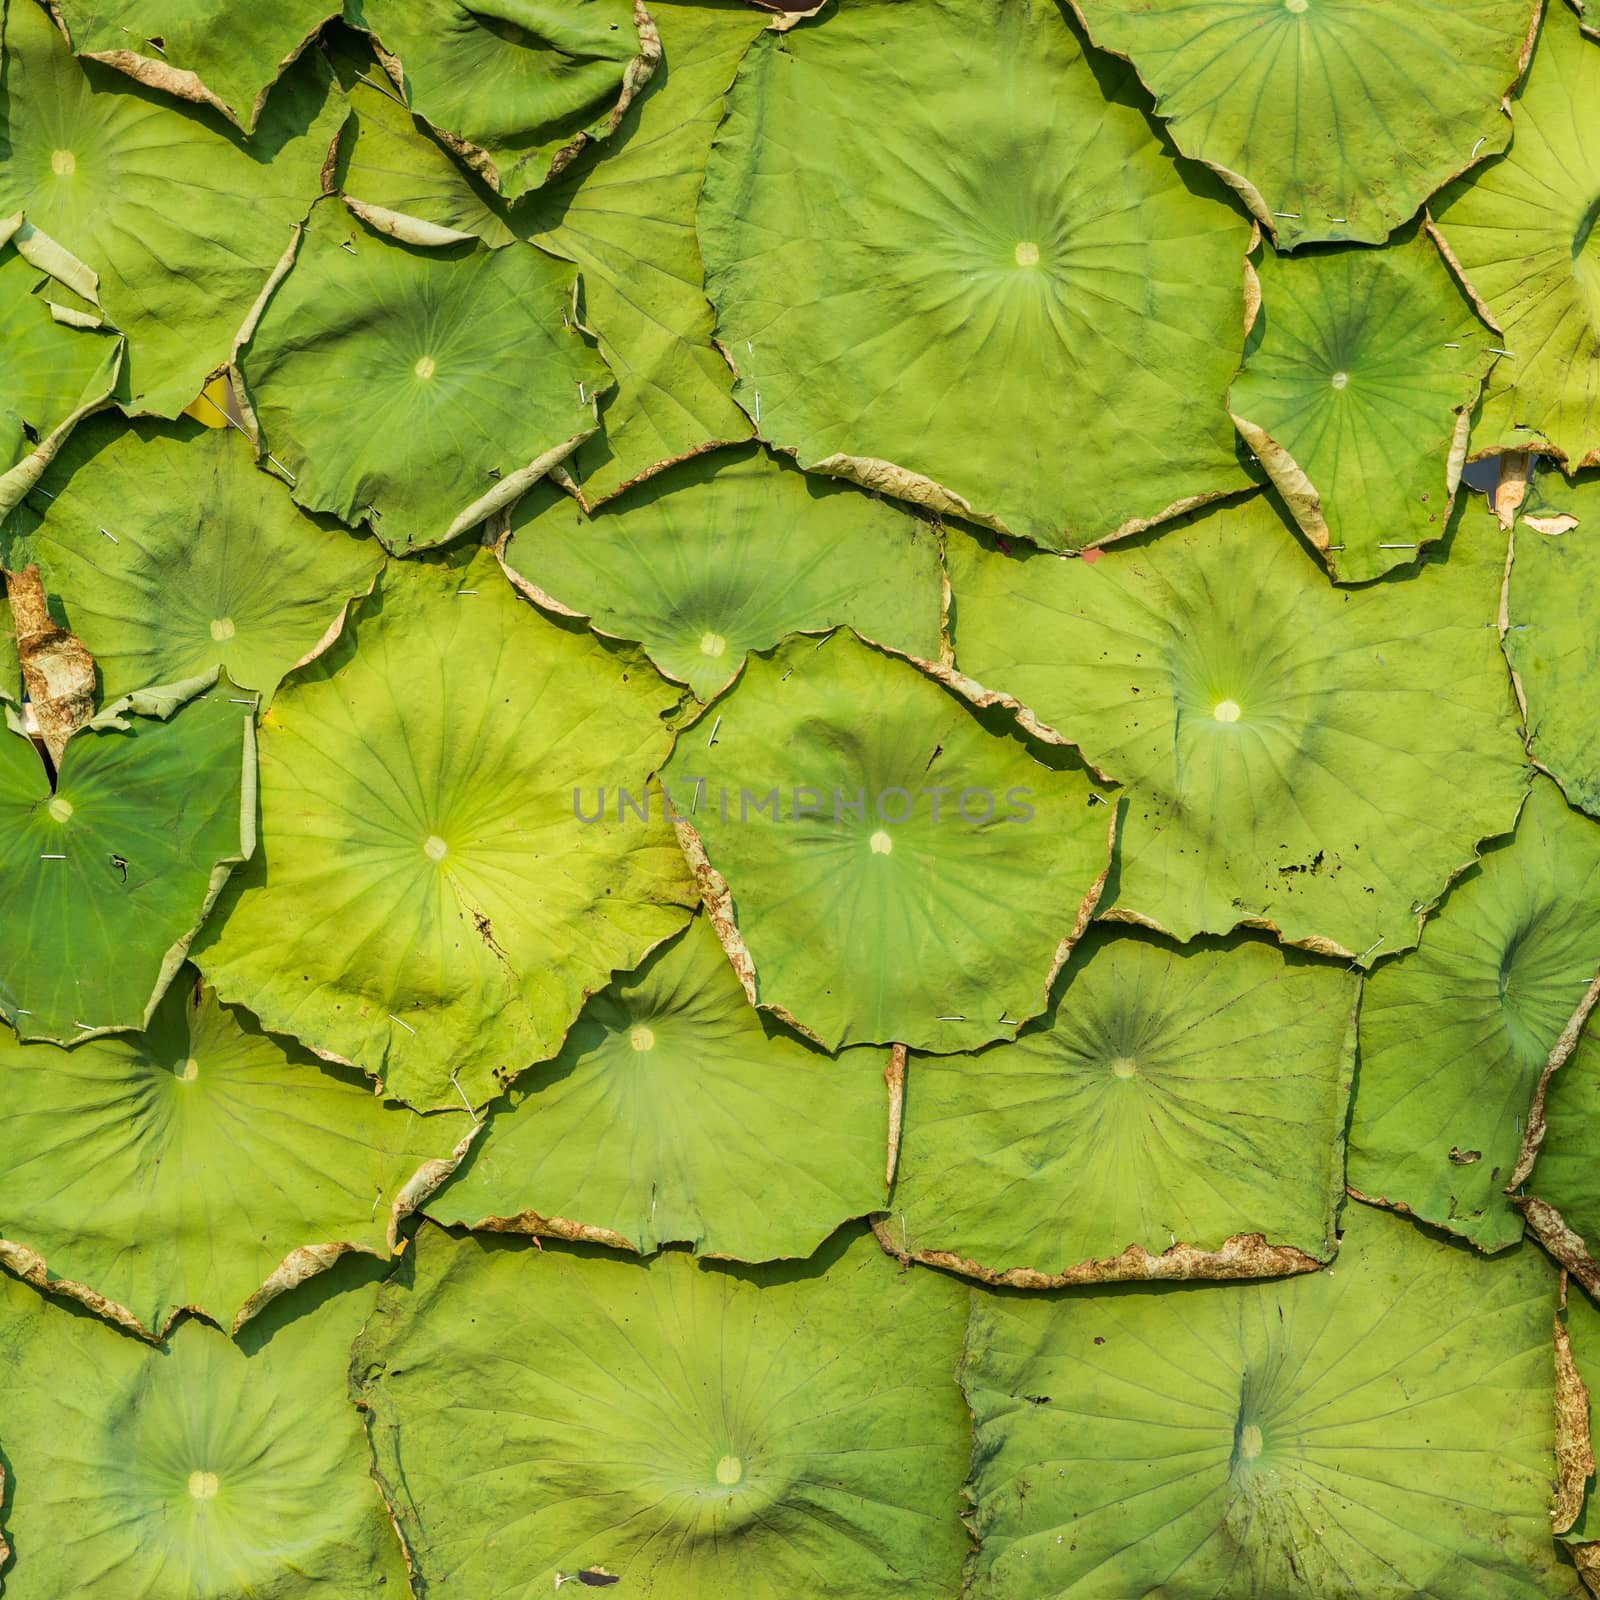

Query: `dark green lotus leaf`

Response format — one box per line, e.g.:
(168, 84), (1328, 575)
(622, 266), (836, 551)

(351, 1223), (971, 1596)
(1432, 4), (1600, 464)
(0, 678), (254, 1044)
(332, 2), (764, 500)
(946, 493), (1529, 957)
(1506, 482), (1600, 818)
(500, 446), (943, 700)
(0, 218), (122, 519)
(428, 914), (888, 1259)
(0, 0), (345, 418)
(6, 414), (382, 705)
(45, 0), (335, 132)
(0, 972), (473, 1336)
(1230, 226), (1494, 582)
(239, 197), (609, 554)
(660, 629), (1117, 1054)
(0, 1258), (408, 1597)
(1070, 0), (1539, 250)
(1347, 777), (1600, 1252)
(696, 0), (1252, 551)
(887, 925), (1355, 1283)
(960, 1200), (1569, 1599)
(192, 548), (696, 1112)
(354, 0), (656, 202)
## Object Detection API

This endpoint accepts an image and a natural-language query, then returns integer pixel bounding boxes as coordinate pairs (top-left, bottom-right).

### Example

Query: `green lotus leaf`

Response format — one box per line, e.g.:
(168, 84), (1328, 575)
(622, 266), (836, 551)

(45, 0), (335, 132)
(0, 220), (122, 519)
(695, 0), (1252, 552)
(886, 925), (1355, 1284)
(0, 0), (345, 418)
(427, 914), (888, 1258)
(1506, 484), (1600, 818)
(0, 678), (254, 1044)
(192, 548), (697, 1112)
(959, 1200), (1570, 1600)
(1230, 226), (1494, 582)
(0, 972), (474, 1336)
(1069, 0), (1539, 250)
(0, 1257), (408, 1597)
(1347, 777), (1600, 1251)
(661, 629), (1117, 1054)
(1432, 4), (1600, 464)
(351, 1223), (971, 1596)
(353, 0), (656, 202)
(238, 197), (609, 554)
(499, 445), (943, 700)
(331, 2), (763, 500)
(0, 595), (16, 702)
(4, 414), (382, 705)
(945, 493), (1529, 957)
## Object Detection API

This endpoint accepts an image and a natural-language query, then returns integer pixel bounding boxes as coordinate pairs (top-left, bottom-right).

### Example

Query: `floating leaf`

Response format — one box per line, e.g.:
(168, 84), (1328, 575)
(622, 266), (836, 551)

(695, 0), (1252, 551)
(945, 494), (1528, 957)
(192, 549), (695, 1112)
(352, 1224), (971, 1596)
(428, 915), (888, 1259)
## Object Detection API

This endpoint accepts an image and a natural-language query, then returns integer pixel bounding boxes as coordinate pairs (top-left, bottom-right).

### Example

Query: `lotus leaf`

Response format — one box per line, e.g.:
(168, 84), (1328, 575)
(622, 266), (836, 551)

(945, 494), (1529, 957)
(1560, 1283), (1600, 1574)
(1432, 4), (1600, 464)
(695, 0), (1252, 551)
(354, 0), (656, 201)
(1069, 0), (1539, 250)
(331, 2), (764, 499)
(0, 0), (345, 418)
(427, 914), (888, 1259)
(1230, 226), (1494, 582)
(0, 1259), (408, 1596)
(192, 548), (696, 1112)
(44, 0), (334, 132)
(351, 1223), (971, 1596)
(0, 972), (473, 1335)
(6, 414), (382, 704)
(239, 197), (609, 554)
(499, 445), (943, 699)
(0, 678), (254, 1043)
(1506, 485), (1600, 819)
(960, 1200), (1570, 1599)
(886, 925), (1355, 1284)
(1347, 777), (1600, 1251)
(660, 629), (1116, 1054)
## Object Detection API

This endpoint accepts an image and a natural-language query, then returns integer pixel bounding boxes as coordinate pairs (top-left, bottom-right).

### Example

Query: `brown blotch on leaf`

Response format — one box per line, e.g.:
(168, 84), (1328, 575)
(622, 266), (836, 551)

(7, 564), (94, 767)
(1553, 1282), (1595, 1536)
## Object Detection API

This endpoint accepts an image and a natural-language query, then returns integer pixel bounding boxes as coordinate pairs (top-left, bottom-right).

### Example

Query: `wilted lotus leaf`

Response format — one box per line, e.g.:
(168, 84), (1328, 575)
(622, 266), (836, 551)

(193, 549), (696, 1112)
(1348, 778), (1600, 1251)
(695, 0), (1252, 551)
(0, 1259), (408, 1596)
(499, 447), (943, 700)
(1070, 0), (1539, 250)
(960, 1201), (1569, 1600)
(1506, 485), (1600, 818)
(946, 494), (1528, 957)
(355, 0), (656, 201)
(661, 630), (1116, 1054)
(1558, 1283), (1600, 1580)
(45, 0), (334, 132)
(0, 678), (253, 1043)
(240, 198), (609, 554)
(0, 0), (344, 418)
(428, 915), (888, 1259)
(887, 926), (1355, 1284)
(0, 972), (473, 1335)
(1230, 227), (1494, 582)
(352, 1224), (970, 1596)
(1432, 4), (1600, 463)
(0, 220), (121, 518)
(333, 3), (764, 499)
(10, 415), (382, 704)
